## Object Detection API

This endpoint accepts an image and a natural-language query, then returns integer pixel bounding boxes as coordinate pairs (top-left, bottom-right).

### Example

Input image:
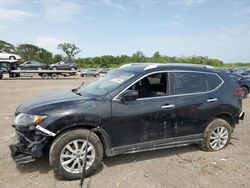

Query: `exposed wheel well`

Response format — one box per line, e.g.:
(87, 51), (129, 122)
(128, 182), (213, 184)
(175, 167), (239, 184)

(216, 113), (234, 128)
(50, 125), (108, 154)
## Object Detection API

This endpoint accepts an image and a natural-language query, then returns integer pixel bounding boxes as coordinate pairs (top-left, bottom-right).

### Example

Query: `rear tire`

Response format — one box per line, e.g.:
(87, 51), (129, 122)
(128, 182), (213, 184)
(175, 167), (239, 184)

(37, 67), (42, 70)
(42, 73), (49, 79)
(51, 73), (58, 79)
(52, 67), (57, 71)
(242, 87), (248, 98)
(9, 56), (16, 60)
(49, 129), (103, 180)
(200, 118), (231, 152)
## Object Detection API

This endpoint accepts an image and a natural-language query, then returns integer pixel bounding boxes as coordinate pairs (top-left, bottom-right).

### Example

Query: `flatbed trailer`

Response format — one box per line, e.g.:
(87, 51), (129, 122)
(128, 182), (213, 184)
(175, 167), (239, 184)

(10, 70), (78, 79)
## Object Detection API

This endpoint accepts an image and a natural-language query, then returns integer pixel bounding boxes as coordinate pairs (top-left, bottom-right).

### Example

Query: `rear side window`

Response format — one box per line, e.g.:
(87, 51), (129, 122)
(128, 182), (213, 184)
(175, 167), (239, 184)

(172, 72), (207, 95)
(206, 74), (222, 90)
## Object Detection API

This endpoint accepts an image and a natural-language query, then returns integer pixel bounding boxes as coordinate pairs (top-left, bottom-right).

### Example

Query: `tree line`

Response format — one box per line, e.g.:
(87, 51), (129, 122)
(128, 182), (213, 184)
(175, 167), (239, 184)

(1, 40), (248, 68)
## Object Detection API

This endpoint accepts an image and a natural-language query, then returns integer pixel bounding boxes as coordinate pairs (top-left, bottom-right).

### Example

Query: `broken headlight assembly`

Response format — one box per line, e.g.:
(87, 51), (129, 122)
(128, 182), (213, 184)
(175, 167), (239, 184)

(14, 113), (47, 126)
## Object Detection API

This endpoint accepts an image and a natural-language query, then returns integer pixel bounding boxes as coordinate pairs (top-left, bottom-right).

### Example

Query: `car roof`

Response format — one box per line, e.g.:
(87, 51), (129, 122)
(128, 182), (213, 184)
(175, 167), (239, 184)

(119, 63), (216, 73)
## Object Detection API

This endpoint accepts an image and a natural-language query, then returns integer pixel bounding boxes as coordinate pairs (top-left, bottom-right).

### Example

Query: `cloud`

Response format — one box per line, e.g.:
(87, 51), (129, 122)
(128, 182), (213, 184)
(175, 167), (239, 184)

(35, 0), (85, 22)
(0, 26), (8, 30)
(0, 8), (33, 21)
(36, 36), (65, 53)
(172, 21), (180, 25)
(101, 0), (126, 11)
(1, 0), (22, 7)
(169, 0), (207, 6)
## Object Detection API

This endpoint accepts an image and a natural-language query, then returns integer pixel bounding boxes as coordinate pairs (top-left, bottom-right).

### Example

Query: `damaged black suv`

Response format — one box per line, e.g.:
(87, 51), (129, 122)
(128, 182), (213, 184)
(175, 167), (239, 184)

(10, 63), (245, 180)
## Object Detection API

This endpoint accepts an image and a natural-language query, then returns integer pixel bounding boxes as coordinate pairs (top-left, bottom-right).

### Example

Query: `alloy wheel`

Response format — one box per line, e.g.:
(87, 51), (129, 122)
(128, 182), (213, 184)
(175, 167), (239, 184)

(60, 139), (95, 174)
(209, 126), (229, 150)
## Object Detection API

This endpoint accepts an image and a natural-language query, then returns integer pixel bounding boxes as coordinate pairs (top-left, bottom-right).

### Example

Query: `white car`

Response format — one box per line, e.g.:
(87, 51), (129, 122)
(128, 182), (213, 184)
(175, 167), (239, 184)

(0, 50), (21, 61)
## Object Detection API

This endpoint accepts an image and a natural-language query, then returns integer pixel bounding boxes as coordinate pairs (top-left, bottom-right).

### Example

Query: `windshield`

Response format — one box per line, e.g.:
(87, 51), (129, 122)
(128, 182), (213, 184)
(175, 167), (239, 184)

(78, 70), (135, 96)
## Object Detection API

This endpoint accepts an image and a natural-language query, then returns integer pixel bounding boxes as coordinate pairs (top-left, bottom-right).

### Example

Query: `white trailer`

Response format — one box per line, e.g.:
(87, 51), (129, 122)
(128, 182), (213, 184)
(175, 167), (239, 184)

(10, 70), (78, 79)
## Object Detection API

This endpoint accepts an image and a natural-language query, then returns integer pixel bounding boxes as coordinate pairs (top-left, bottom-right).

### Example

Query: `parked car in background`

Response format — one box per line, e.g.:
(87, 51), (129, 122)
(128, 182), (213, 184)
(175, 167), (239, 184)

(99, 68), (110, 74)
(228, 73), (250, 97)
(0, 50), (21, 61)
(10, 63), (244, 180)
(50, 61), (78, 71)
(18, 61), (49, 70)
(240, 70), (250, 77)
(81, 68), (100, 77)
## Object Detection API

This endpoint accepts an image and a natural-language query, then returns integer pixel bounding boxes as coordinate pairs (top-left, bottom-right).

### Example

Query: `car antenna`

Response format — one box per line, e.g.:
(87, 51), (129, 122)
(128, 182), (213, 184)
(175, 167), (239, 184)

(79, 127), (100, 188)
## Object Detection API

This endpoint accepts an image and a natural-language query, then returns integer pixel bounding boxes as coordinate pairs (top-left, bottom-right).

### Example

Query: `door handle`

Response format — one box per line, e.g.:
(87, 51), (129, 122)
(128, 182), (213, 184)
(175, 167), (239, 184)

(161, 104), (175, 109)
(207, 98), (218, 102)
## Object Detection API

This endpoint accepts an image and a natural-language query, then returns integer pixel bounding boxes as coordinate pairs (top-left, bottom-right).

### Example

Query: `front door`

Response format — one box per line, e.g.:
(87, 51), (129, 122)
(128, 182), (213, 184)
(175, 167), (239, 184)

(111, 72), (176, 147)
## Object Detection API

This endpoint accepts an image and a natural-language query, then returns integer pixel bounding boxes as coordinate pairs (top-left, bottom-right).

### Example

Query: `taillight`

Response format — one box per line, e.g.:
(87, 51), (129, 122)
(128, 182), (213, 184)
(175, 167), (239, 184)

(234, 87), (244, 97)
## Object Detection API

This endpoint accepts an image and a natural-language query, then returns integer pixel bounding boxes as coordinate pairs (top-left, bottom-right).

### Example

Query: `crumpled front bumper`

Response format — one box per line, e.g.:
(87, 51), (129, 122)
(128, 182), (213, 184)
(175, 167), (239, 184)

(9, 125), (52, 164)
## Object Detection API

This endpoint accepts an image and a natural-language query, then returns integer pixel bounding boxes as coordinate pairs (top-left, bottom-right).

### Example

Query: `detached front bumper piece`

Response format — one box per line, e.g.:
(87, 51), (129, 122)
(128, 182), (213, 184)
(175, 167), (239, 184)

(9, 125), (52, 164)
(9, 144), (35, 164)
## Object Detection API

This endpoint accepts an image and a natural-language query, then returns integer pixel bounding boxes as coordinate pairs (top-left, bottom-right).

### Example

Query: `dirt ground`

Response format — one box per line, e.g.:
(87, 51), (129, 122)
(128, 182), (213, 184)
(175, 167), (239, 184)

(0, 76), (250, 188)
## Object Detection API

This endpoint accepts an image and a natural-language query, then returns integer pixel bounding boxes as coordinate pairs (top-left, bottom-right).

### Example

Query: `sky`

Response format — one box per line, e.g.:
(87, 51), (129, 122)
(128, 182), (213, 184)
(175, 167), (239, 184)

(0, 0), (250, 63)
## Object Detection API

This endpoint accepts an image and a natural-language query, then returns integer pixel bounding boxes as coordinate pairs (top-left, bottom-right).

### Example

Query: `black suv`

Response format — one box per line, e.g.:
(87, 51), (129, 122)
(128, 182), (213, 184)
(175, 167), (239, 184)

(50, 61), (78, 71)
(228, 73), (250, 97)
(10, 63), (244, 180)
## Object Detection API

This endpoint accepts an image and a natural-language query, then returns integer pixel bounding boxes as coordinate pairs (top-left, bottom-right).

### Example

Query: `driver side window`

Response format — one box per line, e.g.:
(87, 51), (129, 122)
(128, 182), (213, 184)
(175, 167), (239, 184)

(128, 73), (168, 99)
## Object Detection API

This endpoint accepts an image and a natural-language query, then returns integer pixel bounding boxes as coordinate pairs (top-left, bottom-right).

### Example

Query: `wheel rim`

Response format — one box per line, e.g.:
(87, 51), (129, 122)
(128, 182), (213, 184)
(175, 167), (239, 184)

(53, 67), (57, 70)
(71, 67), (76, 71)
(51, 74), (57, 79)
(60, 139), (96, 174)
(209, 126), (229, 150)
(38, 67), (42, 70)
(10, 56), (15, 60)
(42, 74), (49, 79)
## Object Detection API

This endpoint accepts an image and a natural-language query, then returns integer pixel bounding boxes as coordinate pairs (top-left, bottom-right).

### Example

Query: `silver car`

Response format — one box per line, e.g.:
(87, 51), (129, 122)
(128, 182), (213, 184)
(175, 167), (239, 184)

(81, 68), (100, 77)
(0, 50), (21, 61)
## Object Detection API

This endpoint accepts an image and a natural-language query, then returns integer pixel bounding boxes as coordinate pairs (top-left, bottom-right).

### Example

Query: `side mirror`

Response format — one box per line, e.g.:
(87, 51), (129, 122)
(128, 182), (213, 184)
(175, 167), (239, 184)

(120, 90), (138, 102)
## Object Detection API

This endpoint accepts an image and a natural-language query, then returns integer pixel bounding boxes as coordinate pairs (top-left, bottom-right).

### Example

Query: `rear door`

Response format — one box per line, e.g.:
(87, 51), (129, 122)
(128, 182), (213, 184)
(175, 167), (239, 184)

(171, 71), (210, 139)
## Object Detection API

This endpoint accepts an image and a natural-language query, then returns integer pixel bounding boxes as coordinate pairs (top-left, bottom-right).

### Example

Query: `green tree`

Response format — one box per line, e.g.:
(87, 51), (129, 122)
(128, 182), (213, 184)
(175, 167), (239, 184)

(132, 51), (146, 62)
(57, 43), (80, 60)
(52, 54), (63, 64)
(17, 44), (53, 63)
(0, 40), (16, 52)
(153, 51), (161, 59)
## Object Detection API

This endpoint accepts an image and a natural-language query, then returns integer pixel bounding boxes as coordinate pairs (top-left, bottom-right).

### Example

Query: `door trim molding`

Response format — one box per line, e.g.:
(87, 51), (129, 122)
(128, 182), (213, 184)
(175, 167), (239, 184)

(109, 133), (203, 156)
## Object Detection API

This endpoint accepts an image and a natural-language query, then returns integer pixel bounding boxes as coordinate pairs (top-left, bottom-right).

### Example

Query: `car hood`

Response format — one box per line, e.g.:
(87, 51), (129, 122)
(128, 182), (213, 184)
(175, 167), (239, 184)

(16, 90), (92, 114)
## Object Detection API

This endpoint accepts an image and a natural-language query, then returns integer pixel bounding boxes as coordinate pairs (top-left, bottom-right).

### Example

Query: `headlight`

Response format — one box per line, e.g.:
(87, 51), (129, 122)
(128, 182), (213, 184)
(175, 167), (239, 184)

(14, 113), (47, 125)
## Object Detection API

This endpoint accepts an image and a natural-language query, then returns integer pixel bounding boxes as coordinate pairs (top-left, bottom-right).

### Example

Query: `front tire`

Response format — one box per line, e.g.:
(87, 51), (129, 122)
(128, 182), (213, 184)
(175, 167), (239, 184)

(49, 129), (103, 180)
(200, 118), (231, 152)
